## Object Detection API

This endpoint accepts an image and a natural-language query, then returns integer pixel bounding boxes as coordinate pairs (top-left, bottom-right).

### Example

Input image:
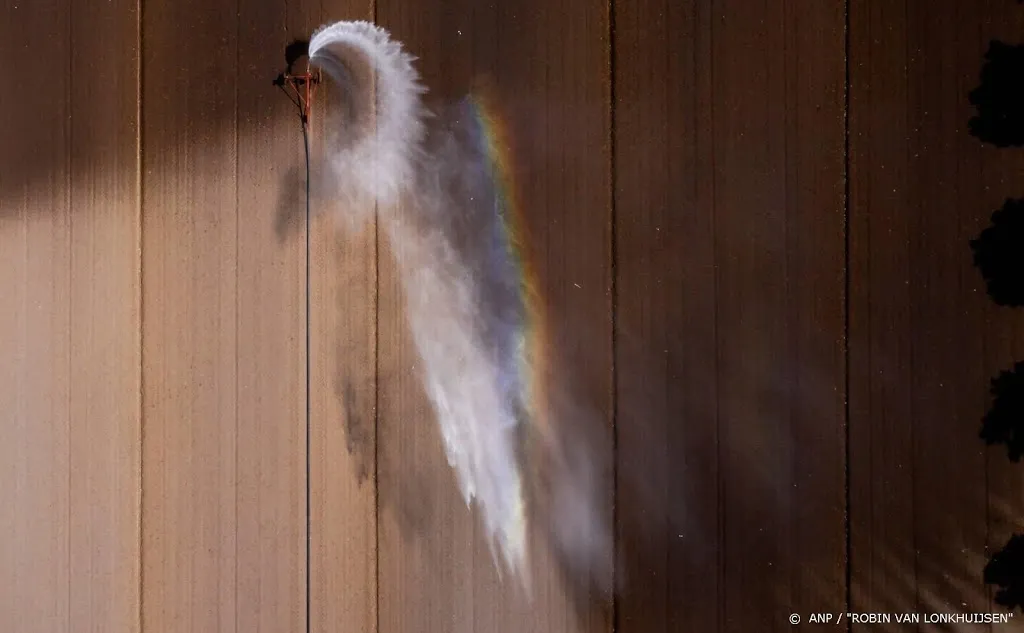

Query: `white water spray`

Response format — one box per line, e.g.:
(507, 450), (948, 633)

(309, 20), (529, 583)
(307, 21), (612, 595)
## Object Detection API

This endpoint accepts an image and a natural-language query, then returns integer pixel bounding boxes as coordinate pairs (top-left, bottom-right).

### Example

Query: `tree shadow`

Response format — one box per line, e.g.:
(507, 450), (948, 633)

(986, 534), (1024, 612)
(980, 360), (1024, 461)
(969, 40), (1024, 147)
(971, 199), (1024, 307)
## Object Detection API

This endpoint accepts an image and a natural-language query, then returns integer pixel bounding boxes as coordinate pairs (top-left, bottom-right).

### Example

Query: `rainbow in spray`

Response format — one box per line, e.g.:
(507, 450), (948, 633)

(461, 87), (613, 594)
(450, 85), (553, 584)
(463, 86), (554, 444)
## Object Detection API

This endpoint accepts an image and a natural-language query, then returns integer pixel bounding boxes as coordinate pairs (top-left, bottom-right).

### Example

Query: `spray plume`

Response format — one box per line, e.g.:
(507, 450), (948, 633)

(307, 20), (611, 594)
